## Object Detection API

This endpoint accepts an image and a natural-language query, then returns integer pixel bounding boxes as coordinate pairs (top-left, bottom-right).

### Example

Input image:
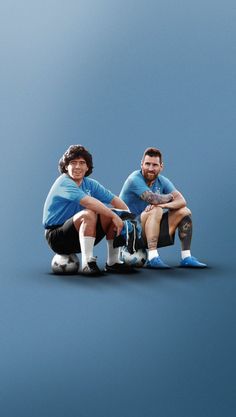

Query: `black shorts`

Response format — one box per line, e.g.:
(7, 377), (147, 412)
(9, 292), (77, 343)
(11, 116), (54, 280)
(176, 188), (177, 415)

(142, 211), (175, 249)
(45, 216), (105, 254)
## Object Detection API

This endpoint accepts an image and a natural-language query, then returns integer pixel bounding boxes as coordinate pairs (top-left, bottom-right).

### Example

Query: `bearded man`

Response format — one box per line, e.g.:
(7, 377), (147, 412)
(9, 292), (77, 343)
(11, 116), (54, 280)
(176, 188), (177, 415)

(119, 147), (207, 269)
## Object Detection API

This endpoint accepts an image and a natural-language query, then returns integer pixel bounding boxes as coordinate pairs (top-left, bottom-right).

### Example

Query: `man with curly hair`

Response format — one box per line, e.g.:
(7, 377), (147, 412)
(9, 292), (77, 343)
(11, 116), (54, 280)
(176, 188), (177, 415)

(120, 147), (207, 269)
(43, 145), (131, 276)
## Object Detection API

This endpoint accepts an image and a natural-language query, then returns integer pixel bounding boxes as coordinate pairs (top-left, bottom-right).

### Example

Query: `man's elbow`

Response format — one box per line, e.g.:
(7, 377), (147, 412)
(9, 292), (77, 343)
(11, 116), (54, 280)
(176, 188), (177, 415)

(111, 196), (129, 210)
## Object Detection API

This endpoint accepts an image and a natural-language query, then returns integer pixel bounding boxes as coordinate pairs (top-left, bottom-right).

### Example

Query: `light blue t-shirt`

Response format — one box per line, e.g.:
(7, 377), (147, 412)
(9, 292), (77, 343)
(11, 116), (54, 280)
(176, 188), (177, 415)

(119, 170), (176, 215)
(43, 174), (115, 228)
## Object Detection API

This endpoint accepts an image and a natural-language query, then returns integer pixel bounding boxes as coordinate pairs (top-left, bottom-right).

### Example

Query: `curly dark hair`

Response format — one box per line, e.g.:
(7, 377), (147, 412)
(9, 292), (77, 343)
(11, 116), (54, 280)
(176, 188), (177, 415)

(58, 145), (93, 176)
(141, 147), (162, 163)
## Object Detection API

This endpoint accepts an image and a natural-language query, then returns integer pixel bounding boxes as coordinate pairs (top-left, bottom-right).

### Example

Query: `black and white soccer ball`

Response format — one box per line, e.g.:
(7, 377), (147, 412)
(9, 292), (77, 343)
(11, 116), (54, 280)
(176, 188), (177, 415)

(51, 254), (80, 274)
(120, 247), (147, 268)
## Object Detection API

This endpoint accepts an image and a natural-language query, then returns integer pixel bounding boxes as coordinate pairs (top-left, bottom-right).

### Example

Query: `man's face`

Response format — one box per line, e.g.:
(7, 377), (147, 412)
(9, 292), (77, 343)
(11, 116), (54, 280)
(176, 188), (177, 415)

(141, 155), (163, 182)
(66, 157), (89, 184)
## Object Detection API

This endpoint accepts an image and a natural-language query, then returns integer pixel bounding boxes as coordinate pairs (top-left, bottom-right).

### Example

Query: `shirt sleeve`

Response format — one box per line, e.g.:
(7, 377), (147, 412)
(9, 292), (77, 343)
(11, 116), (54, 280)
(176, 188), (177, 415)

(127, 174), (150, 197)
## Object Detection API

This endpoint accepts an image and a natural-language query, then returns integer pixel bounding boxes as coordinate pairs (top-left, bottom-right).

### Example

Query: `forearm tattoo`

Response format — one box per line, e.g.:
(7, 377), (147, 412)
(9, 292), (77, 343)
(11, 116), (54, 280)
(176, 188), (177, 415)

(178, 215), (192, 250)
(140, 191), (174, 205)
(147, 237), (158, 250)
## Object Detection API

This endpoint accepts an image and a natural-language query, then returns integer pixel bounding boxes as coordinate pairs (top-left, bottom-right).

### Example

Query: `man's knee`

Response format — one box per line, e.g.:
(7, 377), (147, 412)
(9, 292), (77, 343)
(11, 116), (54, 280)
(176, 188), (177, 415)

(141, 206), (163, 222)
(177, 207), (191, 219)
(73, 209), (97, 227)
(168, 207), (191, 235)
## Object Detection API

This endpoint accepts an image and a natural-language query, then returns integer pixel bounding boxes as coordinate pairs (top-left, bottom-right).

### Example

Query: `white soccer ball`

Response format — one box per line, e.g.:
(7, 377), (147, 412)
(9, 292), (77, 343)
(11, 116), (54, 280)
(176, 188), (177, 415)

(51, 254), (80, 274)
(120, 247), (147, 268)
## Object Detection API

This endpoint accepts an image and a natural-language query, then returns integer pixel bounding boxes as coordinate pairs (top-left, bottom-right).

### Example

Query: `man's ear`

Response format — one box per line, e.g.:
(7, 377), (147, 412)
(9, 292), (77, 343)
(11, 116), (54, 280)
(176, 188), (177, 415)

(160, 162), (164, 171)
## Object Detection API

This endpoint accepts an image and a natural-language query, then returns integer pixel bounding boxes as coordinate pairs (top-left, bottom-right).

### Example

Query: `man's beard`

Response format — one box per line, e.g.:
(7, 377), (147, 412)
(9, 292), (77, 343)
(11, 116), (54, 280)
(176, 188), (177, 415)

(144, 171), (158, 181)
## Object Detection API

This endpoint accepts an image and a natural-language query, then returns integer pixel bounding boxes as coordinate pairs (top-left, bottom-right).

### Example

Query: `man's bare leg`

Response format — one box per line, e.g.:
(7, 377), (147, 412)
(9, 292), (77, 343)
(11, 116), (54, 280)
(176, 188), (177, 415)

(141, 207), (170, 268)
(168, 207), (192, 258)
(141, 206), (163, 254)
(168, 207), (207, 267)
(99, 215), (121, 266)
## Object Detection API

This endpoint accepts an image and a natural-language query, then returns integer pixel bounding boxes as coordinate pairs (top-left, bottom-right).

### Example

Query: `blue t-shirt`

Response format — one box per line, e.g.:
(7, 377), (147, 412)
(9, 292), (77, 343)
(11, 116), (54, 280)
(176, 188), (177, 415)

(43, 174), (115, 228)
(119, 170), (176, 215)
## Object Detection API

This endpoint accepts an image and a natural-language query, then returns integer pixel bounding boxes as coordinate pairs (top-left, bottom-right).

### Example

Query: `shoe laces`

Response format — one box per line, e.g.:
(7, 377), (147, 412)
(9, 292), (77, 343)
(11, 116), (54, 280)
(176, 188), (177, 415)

(87, 256), (97, 264)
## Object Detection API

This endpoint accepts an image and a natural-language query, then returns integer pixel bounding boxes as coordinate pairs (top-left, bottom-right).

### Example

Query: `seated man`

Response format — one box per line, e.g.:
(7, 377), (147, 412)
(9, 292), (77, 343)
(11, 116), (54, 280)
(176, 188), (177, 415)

(119, 147), (207, 269)
(43, 144), (132, 275)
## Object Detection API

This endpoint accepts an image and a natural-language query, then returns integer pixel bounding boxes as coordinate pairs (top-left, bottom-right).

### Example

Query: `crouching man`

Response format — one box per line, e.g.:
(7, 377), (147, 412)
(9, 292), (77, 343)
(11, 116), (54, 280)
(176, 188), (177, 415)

(43, 144), (132, 275)
(119, 147), (207, 269)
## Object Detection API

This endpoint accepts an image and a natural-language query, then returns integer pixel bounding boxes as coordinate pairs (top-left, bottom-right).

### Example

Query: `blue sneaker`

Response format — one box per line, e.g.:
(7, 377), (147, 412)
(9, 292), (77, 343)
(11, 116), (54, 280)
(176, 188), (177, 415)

(145, 256), (170, 269)
(180, 256), (207, 268)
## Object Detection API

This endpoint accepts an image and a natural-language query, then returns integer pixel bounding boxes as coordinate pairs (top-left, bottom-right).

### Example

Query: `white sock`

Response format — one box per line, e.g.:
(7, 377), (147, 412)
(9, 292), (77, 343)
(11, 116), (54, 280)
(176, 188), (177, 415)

(79, 234), (95, 269)
(107, 240), (122, 266)
(181, 250), (191, 260)
(148, 249), (159, 261)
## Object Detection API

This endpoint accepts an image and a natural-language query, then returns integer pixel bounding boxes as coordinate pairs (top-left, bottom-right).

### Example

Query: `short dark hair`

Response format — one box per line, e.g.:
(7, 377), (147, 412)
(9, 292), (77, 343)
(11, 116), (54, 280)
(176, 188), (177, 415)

(142, 147), (162, 163)
(58, 145), (93, 176)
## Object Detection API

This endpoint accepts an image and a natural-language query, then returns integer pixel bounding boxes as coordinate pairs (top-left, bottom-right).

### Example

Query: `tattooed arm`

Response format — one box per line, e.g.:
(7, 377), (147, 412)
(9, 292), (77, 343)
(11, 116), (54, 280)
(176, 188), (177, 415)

(140, 190), (174, 205)
(157, 190), (186, 210)
(141, 190), (186, 211)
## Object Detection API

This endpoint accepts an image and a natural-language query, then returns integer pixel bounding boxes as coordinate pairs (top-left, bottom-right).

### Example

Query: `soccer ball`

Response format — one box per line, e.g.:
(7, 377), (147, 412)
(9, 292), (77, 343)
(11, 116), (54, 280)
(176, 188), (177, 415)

(51, 254), (80, 274)
(120, 247), (147, 268)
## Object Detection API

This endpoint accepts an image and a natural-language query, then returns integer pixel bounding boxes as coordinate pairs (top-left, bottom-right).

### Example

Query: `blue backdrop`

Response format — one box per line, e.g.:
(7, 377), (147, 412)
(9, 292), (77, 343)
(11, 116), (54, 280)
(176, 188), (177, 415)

(1, 1), (235, 416)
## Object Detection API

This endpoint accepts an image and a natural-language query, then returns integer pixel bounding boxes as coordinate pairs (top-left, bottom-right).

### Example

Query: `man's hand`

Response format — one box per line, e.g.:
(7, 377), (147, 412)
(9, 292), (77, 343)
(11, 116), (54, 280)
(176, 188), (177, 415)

(159, 193), (174, 204)
(111, 213), (124, 236)
(144, 204), (156, 212)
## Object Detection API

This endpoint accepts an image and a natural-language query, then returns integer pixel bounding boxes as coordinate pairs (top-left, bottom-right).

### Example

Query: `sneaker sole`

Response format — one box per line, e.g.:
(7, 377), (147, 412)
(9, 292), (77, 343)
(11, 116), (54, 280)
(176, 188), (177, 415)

(179, 264), (207, 269)
(145, 264), (171, 269)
